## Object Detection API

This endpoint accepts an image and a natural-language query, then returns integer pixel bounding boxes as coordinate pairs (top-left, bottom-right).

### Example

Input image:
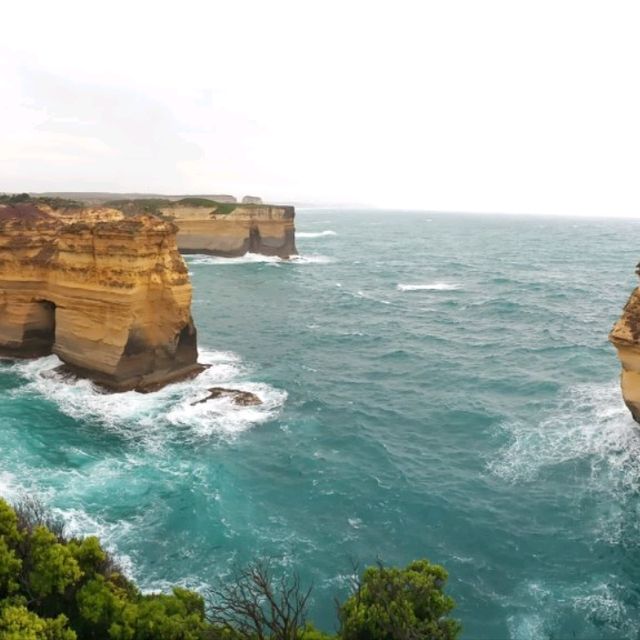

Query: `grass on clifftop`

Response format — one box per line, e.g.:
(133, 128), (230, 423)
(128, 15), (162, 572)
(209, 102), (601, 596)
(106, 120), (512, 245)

(176, 198), (237, 215)
(0, 193), (83, 209)
(105, 198), (239, 217)
(104, 198), (173, 216)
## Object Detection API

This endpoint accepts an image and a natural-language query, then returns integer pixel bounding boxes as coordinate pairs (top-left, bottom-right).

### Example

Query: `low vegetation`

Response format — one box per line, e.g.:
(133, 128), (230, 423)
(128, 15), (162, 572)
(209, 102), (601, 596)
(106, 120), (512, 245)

(105, 198), (239, 217)
(0, 497), (460, 639)
(0, 194), (83, 209)
(103, 199), (174, 216)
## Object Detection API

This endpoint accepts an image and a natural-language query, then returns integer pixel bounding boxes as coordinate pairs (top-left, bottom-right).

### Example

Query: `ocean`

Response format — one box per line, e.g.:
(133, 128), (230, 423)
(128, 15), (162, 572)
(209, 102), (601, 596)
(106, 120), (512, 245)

(1, 210), (639, 639)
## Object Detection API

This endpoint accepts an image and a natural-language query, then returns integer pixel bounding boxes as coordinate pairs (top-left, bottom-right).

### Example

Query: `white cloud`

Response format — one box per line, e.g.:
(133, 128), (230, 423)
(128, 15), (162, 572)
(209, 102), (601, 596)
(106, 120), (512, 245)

(1, 0), (639, 215)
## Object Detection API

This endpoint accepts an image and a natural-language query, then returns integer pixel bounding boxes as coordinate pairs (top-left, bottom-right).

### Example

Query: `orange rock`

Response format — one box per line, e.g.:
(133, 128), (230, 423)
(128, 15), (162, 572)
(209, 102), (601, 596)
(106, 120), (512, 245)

(165, 204), (297, 258)
(0, 202), (202, 392)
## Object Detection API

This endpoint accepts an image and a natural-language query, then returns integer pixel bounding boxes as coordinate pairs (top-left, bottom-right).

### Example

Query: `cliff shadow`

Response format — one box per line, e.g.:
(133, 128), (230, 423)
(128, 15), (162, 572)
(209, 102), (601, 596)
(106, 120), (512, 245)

(27, 300), (56, 356)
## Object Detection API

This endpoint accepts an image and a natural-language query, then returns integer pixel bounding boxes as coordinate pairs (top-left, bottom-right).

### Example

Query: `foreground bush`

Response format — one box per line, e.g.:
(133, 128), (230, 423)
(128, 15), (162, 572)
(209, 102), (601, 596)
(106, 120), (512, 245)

(0, 497), (459, 639)
(339, 561), (460, 640)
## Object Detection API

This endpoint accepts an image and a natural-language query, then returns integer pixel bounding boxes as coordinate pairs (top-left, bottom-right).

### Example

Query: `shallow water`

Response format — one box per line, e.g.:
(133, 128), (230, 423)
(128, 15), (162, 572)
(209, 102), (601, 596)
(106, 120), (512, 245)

(2, 210), (640, 638)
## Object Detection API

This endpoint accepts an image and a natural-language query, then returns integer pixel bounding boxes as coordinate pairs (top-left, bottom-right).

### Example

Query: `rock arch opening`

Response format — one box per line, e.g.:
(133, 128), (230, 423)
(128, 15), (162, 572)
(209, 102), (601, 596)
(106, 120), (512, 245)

(23, 300), (56, 357)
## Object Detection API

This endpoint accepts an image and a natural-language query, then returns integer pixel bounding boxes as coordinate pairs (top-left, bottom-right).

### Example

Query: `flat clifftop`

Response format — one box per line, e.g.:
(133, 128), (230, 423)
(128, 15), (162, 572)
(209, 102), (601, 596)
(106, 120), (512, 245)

(0, 199), (201, 391)
(610, 272), (640, 422)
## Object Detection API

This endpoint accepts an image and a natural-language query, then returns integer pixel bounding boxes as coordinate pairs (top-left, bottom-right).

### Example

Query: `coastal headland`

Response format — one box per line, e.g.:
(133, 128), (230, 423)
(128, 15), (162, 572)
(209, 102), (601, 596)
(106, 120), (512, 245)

(35, 192), (298, 259)
(0, 196), (202, 391)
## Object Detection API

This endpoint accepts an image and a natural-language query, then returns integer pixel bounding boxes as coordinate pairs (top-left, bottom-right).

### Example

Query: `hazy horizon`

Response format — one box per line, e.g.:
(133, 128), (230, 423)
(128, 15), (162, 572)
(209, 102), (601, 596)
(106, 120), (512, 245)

(2, 1), (639, 217)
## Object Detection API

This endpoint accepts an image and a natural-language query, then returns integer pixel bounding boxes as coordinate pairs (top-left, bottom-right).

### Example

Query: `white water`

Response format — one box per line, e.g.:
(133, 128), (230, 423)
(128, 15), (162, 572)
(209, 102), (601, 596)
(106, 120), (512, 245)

(297, 230), (337, 238)
(8, 349), (287, 447)
(397, 283), (461, 291)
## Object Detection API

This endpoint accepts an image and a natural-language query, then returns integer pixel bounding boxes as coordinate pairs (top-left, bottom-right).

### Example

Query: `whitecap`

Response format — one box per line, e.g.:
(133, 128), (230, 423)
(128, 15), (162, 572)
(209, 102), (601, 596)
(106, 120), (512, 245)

(397, 283), (461, 292)
(8, 349), (286, 446)
(488, 381), (640, 543)
(488, 381), (640, 486)
(506, 579), (639, 640)
(289, 255), (334, 265)
(355, 290), (392, 305)
(185, 253), (332, 266)
(50, 505), (137, 577)
(185, 253), (283, 266)
(0, 471), (18, 501)
(296, 230), (337, 238)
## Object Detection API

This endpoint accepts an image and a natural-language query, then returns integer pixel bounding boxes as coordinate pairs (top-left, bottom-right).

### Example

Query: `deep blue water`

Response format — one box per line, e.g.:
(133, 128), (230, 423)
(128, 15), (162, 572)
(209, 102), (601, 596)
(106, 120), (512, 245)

(2, 210), (640, 639)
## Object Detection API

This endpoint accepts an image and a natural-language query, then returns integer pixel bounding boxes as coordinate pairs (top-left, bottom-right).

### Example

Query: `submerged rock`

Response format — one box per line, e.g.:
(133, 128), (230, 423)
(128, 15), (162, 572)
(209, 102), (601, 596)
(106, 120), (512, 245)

(610, 267), (640, 422)
(191, 387), (262, 406)
(0, 200), (203, 392)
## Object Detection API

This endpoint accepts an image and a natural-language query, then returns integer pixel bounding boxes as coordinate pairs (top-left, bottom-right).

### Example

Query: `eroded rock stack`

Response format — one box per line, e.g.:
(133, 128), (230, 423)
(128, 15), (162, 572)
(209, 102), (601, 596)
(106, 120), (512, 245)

(167, 203), (297, 258)
(0, 201), (202, 391)
(610, 268), (640, 422)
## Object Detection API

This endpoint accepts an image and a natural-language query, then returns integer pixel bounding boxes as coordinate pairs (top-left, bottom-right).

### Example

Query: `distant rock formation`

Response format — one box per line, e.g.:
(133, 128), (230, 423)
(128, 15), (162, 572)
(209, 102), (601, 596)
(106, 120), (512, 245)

(31, 194), (298, 259)
(610, 268), (640, 422)
(158, 201), (297, 259)
(0, 200), (202, 391)
(241, 195), (263, 205)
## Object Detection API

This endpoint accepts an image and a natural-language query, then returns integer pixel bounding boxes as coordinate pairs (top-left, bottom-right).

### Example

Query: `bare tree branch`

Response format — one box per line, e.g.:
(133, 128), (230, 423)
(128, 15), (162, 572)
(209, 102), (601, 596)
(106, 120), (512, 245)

(205, 559), (314, 640)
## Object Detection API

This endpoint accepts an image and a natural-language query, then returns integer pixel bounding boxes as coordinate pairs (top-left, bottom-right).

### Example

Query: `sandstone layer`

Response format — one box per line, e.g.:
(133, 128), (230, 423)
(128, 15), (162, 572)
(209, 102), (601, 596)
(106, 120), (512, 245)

(610, 275), (640, 422)
(166, 203), (297, 258)
(0, 201), (202, 391)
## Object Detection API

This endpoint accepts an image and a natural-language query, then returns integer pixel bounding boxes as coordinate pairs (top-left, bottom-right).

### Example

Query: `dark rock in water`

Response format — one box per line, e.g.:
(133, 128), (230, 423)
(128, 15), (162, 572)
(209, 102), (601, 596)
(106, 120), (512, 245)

(191, 387), (262, 406)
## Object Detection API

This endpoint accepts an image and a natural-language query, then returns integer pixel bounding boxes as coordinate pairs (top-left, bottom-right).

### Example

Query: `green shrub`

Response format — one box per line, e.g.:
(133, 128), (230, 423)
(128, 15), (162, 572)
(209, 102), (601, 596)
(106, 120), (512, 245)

(0, 497), (459, 639)
(339, 560), (460, 640)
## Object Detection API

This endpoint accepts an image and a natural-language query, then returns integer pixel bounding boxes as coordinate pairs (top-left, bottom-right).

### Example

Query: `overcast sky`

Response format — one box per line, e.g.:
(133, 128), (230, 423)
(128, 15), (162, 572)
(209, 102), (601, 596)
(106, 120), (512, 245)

(1, 1), (639, 215)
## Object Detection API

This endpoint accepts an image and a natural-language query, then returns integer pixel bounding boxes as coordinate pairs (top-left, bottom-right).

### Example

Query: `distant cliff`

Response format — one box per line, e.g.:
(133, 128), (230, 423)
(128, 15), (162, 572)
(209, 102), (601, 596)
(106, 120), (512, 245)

(610, 268), (640, 422)
(102, 198), (297, 258)
(167, 202), (297, 258)
(0, 199), (202, 391)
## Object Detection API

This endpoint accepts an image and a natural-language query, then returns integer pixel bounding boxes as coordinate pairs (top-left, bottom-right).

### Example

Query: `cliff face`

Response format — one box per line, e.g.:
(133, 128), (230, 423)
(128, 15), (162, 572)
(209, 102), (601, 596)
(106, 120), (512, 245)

(610, 278), (640, 422)
(0, 202), (201, 391)
(165, 204), (297, 258)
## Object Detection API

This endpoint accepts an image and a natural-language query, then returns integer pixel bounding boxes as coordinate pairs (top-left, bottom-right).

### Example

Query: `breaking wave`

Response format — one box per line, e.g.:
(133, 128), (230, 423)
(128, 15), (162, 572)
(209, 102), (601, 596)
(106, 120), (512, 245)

(397, 283), (461, 291)
(185, 253), (333, 266)
(488, 381), (640, 486)
(7, 350), (287, 447)
(297, 230), (337, 238)
(185, 253), (281, 266)
(488, 381), (640, 546)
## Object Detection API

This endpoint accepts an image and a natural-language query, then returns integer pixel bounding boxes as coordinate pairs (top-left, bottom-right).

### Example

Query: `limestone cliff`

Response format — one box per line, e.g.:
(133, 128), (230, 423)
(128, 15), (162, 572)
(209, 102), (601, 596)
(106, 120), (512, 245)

(166, 203), (297, 258)
(101, 200), (295, 258)
(610, 273), (640, 422)
(0, 201), (202, 391)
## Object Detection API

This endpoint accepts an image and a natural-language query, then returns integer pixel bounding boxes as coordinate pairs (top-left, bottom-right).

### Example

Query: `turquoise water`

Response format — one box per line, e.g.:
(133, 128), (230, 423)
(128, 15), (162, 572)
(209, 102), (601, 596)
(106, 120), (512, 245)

(2, 210), (640, 639)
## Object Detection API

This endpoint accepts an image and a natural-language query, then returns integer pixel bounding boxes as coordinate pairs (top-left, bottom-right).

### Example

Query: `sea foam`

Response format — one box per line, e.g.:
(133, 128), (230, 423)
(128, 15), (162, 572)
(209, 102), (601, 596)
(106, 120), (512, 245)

(397, 283), (461, 291)
(186, 253), (282, 266)
(297, 230), (337, 238)
(488, 380), (640, 544)
(8, 349), (286, 446)
(185, 253), (333, 266)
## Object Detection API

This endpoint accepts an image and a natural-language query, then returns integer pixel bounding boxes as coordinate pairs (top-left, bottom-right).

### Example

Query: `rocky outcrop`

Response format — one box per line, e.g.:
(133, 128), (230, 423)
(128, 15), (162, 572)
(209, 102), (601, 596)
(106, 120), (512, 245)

(609, 272), (640, 422)
(241, 196), (263, 205)
(191, 387), (262, 406)
(0, 201), (202, 392)
(162, 202), (297, 258)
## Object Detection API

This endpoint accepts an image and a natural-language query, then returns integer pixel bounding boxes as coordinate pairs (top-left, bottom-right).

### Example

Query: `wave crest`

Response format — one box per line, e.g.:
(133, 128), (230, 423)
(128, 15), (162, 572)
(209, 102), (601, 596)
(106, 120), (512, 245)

(7, 350), (286, 446)
(297, 230), (337, 238)
(397, 283), (461, 291)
